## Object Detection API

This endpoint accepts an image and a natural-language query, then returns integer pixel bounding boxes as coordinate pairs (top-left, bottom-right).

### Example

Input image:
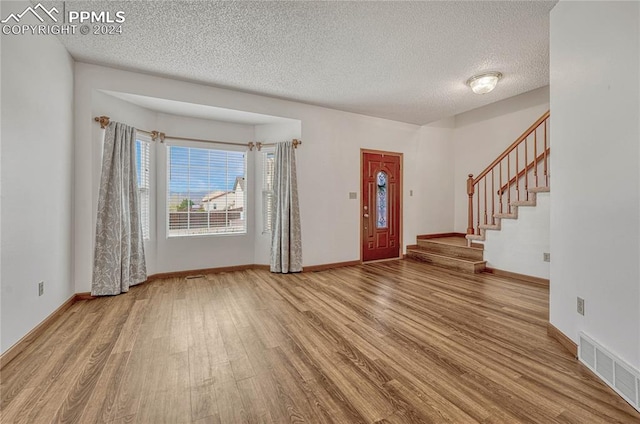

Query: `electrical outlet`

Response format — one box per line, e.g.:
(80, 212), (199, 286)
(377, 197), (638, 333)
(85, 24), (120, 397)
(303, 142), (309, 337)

(577, 297), (585, 316)
(543, 252), (551, 262)
(38, 281), (44, 296)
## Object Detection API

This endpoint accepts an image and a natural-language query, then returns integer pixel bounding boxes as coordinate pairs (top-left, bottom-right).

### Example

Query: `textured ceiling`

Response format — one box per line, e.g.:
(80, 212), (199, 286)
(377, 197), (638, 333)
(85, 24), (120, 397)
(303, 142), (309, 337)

(51, 1), (556, 125)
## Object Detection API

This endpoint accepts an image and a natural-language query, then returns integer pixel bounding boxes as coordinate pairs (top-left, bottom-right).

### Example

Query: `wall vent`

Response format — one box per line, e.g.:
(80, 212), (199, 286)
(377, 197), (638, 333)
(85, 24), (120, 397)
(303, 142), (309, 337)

(579, 332), (640, 413)
(580, 336), (595, 368)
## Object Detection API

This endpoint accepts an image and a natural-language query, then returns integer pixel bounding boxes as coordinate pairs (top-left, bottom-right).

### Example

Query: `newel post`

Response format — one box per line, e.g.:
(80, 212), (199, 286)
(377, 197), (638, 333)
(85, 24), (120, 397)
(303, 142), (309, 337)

(466, 174), (475, 235)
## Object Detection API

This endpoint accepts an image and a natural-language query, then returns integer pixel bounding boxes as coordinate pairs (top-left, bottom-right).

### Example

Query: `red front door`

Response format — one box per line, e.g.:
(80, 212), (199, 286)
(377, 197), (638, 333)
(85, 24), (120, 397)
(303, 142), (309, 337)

(362, 151), (402, 262)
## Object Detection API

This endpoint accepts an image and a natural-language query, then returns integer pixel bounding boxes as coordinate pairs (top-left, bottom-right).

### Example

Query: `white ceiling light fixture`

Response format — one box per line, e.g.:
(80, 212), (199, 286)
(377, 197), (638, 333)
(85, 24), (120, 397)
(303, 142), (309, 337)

(466, 72), (503, 94)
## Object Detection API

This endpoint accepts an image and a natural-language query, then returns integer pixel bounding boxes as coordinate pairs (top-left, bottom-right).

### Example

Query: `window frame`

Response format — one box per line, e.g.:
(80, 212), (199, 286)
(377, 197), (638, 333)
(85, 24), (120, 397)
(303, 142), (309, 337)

(165, 140), (248, 238)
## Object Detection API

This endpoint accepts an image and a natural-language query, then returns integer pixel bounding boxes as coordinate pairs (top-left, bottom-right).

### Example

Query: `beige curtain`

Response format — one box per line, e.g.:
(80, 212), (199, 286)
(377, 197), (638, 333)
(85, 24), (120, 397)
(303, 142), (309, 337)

(270, 141), (302, 273)
(92, 122), (147, 295)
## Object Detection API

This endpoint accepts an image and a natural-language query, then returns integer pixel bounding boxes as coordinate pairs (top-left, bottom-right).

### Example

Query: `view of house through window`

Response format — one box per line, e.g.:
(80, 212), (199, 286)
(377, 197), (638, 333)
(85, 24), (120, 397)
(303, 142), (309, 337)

(135, 138), (151, 239)
(167, 144), (246, 236)
(262, 150), (275, 233)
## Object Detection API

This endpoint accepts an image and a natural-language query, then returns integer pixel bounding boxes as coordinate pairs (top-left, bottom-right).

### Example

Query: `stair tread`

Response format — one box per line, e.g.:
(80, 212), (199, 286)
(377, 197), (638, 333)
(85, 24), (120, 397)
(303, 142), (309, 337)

(407, 248), (486, 274)
(417, 239), (483, 251)
(406, 249), (486, 265)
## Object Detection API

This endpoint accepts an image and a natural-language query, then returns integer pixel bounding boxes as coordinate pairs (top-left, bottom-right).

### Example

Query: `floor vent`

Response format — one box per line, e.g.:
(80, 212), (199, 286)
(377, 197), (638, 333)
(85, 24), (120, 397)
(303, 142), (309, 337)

(579, 332), (640, 412)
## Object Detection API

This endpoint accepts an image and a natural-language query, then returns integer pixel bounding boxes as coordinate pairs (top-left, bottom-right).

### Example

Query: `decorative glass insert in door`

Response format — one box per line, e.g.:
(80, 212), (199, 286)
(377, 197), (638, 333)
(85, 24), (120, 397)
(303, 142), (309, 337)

(376, 171), (388, 228)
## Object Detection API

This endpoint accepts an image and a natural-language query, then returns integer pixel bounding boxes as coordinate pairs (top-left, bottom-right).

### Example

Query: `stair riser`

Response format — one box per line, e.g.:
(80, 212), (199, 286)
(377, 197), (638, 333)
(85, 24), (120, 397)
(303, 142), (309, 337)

(416, 240), (483, 261)
(407, 250), (485, 274)
(529, 186), (550, 193)
(494, 213), (517, 220)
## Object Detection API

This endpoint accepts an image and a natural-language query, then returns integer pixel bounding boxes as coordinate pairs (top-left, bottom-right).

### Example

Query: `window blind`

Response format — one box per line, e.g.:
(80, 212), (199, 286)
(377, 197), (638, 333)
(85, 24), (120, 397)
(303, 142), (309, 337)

(135, 138), (151, 240)
(262, 150), (275, 233)
(167, 144), (246, 236)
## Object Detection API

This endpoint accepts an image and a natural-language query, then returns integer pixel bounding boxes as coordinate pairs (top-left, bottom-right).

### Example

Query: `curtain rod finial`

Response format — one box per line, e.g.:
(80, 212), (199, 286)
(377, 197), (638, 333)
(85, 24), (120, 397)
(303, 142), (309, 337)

(293, 139), (302, 148)
(94, 116), (110, 129)
(151, 131), (165, 143)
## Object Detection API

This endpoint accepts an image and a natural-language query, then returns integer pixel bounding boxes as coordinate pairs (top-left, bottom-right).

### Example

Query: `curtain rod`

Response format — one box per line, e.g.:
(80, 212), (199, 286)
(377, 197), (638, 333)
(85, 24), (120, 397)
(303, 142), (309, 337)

(93, 116), (302, 151)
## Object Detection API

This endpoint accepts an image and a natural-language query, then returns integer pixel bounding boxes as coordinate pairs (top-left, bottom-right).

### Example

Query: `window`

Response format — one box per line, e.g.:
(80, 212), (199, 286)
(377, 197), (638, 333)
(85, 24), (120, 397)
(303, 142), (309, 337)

(262, 150), (275, 233)
(135, 138), (151, 239)
(167, 144), (246, 236)
(376, 171), (387, 229)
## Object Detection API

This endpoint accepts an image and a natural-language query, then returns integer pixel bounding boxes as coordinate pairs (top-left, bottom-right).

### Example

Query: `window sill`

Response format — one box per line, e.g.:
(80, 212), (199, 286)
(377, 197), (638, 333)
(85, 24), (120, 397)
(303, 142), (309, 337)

(166, 231), (248, 240)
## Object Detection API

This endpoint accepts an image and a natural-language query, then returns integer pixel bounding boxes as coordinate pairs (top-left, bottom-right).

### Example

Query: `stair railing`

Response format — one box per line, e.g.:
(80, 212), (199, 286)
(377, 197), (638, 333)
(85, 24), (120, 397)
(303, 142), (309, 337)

(466, 110), (550, 236)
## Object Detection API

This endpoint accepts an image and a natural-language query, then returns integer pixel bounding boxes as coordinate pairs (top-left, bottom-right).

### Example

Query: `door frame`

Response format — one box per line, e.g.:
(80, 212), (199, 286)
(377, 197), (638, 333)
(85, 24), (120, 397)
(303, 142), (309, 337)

(360, 148), (404, 263)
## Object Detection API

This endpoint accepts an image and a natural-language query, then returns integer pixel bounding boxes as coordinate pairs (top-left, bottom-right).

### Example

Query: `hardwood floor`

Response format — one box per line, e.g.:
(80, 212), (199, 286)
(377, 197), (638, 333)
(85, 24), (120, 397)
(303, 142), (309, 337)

(2, 260), (639, 423)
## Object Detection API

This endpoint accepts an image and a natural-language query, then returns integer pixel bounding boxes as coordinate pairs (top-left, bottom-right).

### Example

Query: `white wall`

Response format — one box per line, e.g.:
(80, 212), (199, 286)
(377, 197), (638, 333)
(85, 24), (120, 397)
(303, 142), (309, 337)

(0, 0), (3, 356)
(550, 1), (640, 368)
(1, 2), (75, 353)
(453, 86), (550, 233)
(414, 118), (456, 235)
(74, 63), (456, 291)
(483, 192), (550, 279)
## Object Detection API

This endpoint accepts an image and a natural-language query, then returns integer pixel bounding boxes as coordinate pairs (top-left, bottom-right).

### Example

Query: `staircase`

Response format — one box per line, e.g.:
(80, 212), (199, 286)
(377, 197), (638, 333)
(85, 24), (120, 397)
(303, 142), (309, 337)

(466, 185), (550, 243)
(407, 110), (550, 274)
(465, 110), (550, 245)
(406, 236), (486, 273)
